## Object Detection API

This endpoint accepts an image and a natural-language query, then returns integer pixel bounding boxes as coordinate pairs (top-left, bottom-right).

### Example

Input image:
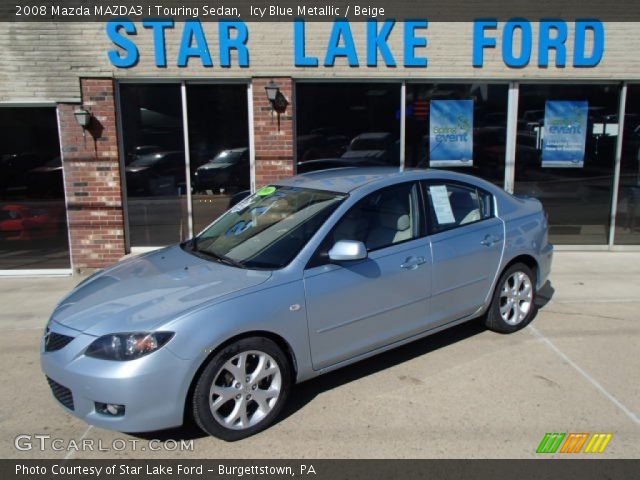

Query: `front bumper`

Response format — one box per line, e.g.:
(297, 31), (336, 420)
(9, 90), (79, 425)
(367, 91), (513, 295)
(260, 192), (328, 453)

(193, 172), (230, 191)
(40, 321), (194, 433)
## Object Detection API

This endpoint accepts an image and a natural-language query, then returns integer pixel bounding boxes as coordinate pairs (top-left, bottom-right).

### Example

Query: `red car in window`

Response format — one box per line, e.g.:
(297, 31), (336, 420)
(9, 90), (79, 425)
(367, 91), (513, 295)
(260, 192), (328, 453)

(0, 204), (62, 241)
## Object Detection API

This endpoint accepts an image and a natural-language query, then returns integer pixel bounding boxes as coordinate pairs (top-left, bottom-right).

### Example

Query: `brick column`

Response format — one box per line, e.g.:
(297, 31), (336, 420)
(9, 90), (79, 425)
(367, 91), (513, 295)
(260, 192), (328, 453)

(252, 77), (295, 187)
(58, 78), (126, 271)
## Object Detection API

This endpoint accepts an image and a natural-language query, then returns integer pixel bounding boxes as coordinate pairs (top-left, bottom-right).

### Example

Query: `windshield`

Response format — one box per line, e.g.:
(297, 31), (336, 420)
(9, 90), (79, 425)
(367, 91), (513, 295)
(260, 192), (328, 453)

(210, 150), (245, 164)
(350, 139), (388, 150)
(188, 186), (347, 269)
(130, 154), (164, 167)
(45, 156), (62, 167)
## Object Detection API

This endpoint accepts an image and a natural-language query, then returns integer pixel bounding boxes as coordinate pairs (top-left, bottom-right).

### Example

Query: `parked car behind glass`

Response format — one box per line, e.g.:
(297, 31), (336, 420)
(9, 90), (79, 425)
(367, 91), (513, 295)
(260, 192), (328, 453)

(125, 151), (186, 196)
(0, 204), (62, 241)
(193, 148), (249, 194)
(341, 132), (400, 165)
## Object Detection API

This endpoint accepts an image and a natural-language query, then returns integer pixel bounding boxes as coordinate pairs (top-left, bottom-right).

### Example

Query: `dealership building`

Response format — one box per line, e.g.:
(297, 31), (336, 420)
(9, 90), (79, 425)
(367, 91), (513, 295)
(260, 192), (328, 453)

(2, 15), (640, 274)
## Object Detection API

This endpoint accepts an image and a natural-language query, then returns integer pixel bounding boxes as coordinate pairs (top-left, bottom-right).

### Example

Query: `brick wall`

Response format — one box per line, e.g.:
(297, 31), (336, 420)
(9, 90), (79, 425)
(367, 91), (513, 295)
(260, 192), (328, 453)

(252, 77), (295, 187)
(58, 78), (126, 270)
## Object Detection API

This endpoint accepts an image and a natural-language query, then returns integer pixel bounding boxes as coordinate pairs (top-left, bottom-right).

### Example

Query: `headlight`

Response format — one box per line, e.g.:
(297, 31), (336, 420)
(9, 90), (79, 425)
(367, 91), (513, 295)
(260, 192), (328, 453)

(85, 332), (174, 361)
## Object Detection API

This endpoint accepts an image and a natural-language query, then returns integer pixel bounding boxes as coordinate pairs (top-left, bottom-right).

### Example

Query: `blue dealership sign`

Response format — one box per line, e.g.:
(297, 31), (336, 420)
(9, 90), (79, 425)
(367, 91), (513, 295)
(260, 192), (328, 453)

(429, 100), (473, 167)
(542, 100), (588, 168)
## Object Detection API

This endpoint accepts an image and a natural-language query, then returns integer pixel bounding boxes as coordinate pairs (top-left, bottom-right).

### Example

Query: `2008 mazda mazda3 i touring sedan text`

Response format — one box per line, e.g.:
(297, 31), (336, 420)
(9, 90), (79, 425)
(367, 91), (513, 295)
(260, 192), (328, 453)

(41, 167), (553, 441)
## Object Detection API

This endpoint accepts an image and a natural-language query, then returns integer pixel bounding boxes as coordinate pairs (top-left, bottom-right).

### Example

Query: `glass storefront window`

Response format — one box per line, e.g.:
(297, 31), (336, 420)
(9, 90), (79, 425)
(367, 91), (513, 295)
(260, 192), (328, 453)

(296, 83), (400, 173)
(515, 84), (619, 245)
(0, 107), (70, 270)
(615, 84), (640, 245)
(119, 84), (188, 246)
(405, 83), (509, 187)
(187, 85), (250, 234)
(115, 81), (629, 249)
(120, 83), (251, 246)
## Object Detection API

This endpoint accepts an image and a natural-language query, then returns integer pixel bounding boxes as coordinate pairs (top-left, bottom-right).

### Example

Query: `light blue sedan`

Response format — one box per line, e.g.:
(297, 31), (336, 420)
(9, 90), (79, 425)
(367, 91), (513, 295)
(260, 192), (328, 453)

(41, 167), (553, 440)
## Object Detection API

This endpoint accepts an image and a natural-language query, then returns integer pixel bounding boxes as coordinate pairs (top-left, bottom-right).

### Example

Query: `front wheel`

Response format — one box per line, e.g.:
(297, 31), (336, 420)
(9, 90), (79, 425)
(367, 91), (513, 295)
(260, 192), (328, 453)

(485, 263), (537, 333)
(191, 337), (291, 441)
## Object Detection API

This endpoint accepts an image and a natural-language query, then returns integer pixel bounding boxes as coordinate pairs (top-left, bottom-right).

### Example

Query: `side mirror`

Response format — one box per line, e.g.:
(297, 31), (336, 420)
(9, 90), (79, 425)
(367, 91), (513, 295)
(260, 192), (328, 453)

(328, 240), (367, 262)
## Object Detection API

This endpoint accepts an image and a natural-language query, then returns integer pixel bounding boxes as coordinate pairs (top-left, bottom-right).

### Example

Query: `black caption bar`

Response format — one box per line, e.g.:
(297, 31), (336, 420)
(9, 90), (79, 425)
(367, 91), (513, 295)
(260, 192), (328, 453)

(2, 0), (640, 22)
(3, 460), (640, 480)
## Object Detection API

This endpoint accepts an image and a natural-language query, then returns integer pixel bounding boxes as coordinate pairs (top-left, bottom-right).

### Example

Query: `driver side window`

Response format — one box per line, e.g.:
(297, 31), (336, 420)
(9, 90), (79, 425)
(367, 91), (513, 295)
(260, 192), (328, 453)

(309, 182), (422, 267)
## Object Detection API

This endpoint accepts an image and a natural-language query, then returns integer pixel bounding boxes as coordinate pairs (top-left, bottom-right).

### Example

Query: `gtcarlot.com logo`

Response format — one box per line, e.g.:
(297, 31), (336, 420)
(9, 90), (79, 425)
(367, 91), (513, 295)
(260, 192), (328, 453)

(14, 434), (194, 452)
(536, 432), (613, 454)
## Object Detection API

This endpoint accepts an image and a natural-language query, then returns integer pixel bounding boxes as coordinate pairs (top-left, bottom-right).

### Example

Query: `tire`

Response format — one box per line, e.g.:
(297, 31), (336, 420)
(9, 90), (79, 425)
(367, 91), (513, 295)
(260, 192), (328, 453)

(485, 263), (537, 334)
(191, 337), (292, 441)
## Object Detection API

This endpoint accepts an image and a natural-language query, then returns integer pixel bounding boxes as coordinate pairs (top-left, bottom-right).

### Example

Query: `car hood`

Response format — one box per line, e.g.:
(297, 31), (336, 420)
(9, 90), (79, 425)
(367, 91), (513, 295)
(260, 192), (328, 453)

(51, 245), (272, 336)
(342, 150), (386, 158)
(30, 166), (63, 173)
(198, 162), (233, 171)
(125, 166), (150, 174)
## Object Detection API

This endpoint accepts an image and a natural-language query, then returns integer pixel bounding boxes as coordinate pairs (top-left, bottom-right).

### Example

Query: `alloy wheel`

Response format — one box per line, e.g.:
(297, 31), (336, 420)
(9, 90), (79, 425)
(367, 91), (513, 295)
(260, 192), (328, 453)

(209, 350), (282, 430)
(499, 271), (533, 325)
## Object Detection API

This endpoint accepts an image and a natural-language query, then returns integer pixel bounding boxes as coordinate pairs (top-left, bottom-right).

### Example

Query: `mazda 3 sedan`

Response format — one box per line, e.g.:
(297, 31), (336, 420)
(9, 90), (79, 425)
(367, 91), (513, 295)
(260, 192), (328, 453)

(41, 167), (553, 441)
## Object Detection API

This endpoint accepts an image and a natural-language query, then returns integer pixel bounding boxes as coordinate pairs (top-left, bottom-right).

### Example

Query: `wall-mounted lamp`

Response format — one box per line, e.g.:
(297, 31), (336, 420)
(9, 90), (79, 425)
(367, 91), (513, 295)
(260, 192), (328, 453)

(264, 80), (289, 131)
(74, 107), (92, 129)
(264, 80), (279, 104)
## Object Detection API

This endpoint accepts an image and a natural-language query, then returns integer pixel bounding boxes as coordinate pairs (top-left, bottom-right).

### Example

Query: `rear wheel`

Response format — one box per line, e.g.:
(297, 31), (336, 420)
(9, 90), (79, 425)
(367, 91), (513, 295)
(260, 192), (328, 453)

(191, 337), (291, 441)
(485, 263), (537, 333)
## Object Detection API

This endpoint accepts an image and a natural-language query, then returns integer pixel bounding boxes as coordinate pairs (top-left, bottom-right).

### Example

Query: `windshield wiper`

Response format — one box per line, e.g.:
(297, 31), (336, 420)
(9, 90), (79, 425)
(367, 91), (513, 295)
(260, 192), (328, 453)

(182, 237), (245, 268)
(194, 247), (246, 269)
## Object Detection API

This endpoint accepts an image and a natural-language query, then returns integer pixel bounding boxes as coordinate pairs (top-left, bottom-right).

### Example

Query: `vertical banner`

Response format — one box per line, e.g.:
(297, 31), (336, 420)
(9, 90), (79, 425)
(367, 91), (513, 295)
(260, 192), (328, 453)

(429, 99), (473, 167)
(541, 100), (588, 168)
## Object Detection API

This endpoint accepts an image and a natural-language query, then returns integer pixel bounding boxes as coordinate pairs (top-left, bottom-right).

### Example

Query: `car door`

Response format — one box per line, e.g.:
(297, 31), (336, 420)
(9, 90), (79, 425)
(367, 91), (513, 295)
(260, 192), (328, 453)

(303, 181), (432, 370)
(423, 181), (504, 327)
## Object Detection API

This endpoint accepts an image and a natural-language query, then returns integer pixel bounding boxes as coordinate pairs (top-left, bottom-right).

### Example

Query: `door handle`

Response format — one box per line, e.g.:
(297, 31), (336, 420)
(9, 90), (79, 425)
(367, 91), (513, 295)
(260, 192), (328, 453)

(480, 235), (500, 247)
(401, 256), (426, 270)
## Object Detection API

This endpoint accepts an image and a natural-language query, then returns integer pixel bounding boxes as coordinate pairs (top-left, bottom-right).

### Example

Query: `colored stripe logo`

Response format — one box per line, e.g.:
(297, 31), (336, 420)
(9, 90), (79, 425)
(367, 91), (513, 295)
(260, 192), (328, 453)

(537, 433), (613, 454)
(584, 433), (613, 453)
(537, 433), (565, 453)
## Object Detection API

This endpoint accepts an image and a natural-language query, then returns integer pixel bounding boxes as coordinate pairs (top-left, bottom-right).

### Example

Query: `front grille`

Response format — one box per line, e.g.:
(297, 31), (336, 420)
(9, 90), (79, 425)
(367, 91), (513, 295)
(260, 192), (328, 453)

(46, 377), (74, 411)
(45, 332), (74, 352)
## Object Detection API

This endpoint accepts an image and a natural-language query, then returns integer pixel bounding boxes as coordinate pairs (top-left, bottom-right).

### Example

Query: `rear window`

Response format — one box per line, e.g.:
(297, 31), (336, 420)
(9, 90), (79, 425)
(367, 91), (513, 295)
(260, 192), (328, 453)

(424, 182), (494, 234)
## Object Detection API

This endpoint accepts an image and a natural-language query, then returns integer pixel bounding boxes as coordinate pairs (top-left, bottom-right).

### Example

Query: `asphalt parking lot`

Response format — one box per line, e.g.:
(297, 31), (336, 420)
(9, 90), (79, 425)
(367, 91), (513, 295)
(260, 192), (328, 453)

(1, 251), (639, 459)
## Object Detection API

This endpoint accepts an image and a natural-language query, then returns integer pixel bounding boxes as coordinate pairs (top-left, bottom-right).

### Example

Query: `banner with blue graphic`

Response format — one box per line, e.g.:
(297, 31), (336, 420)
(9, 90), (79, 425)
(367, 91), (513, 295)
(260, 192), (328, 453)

(542, 100), (588, 168)
(429, 100), (474, 167)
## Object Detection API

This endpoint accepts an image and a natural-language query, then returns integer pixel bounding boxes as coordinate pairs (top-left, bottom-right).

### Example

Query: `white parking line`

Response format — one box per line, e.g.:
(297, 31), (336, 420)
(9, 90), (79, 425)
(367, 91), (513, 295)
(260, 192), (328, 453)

(549, 299), (640, 305)
(64, 425), (93, 460)
(529, 325), (640, 426)
(5, 326), (47, 331)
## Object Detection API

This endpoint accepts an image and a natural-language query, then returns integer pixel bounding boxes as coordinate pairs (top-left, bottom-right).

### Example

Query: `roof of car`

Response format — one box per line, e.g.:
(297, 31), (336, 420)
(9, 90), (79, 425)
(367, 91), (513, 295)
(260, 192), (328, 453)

(352, 132), (392, 139)
(225, 147), (248, 153)
(276, 167), (495, 194)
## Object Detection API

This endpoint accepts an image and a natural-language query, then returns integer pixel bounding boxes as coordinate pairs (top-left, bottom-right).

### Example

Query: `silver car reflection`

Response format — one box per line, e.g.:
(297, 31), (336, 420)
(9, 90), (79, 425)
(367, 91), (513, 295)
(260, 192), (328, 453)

(41, 167), (553, 441)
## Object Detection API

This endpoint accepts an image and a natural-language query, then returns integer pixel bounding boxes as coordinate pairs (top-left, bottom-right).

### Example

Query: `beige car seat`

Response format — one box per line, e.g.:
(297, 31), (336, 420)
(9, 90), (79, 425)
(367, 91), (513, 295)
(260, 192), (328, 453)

(366, 200), (412, 250)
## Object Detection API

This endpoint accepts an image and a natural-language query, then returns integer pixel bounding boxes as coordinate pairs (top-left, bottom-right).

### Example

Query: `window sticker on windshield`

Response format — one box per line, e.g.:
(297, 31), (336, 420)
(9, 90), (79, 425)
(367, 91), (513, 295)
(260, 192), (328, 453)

(429, 185), (456, 224)
(226, 220), (254, 236)
(257, 186), (276, 196)
(229, 196), (253, 213)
